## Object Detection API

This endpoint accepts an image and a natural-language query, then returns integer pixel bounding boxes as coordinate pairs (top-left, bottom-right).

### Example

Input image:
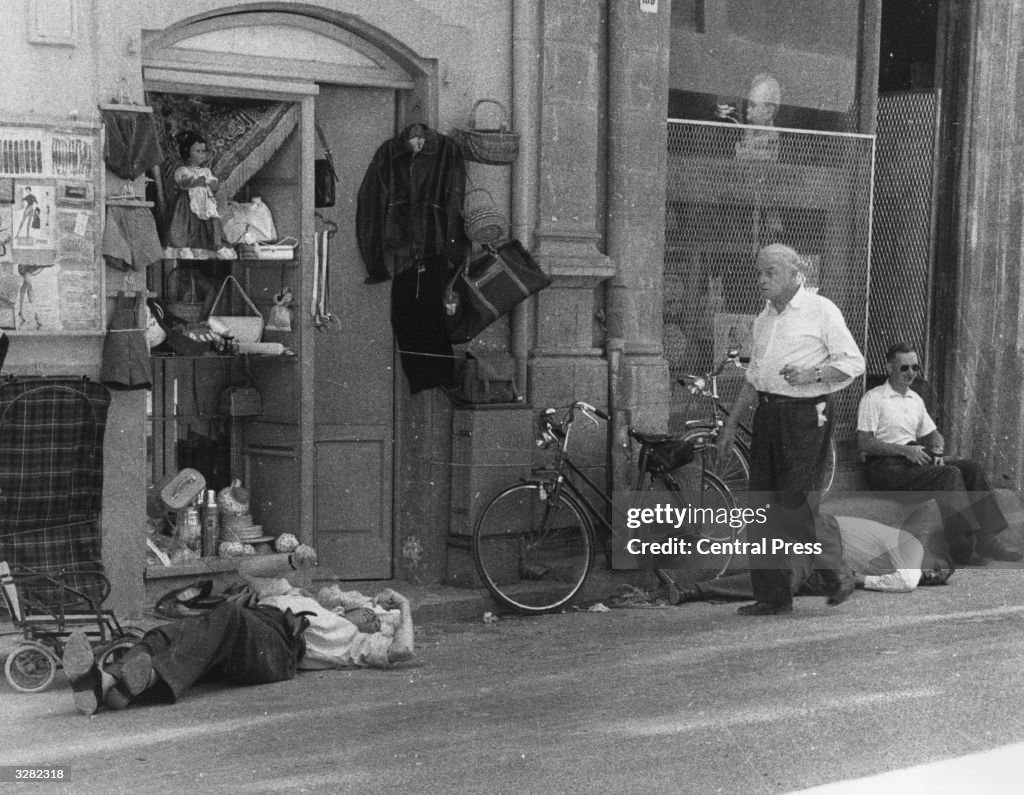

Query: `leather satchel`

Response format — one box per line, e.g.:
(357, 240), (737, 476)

(444, 238), (551, 344)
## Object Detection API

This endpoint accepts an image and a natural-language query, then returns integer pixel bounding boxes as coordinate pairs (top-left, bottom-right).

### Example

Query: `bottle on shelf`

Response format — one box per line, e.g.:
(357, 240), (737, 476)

(202, 489), (220, 557)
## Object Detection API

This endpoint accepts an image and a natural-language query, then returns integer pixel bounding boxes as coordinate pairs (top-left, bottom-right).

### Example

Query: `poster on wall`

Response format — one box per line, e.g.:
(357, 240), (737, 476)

(0, 123), (102, 332)
(11, 182), (55, 250)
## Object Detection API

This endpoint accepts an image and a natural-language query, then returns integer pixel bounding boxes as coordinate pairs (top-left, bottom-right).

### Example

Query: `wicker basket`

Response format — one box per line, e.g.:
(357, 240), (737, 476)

(463, 188), (507, 244)
(452, 99), (520, 165)
(165, 267), (208, 323)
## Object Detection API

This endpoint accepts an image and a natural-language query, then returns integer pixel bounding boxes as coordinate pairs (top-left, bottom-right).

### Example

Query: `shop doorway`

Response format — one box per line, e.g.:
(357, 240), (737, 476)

(141, 8), (428, 580)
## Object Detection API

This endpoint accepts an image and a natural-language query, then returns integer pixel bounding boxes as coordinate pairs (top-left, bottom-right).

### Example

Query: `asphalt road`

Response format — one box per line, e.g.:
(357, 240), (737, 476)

(3, 567), (1024, 794)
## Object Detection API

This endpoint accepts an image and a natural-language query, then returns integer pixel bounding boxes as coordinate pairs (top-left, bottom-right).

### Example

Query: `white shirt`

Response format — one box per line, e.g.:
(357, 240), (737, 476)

(856, 381), (936, 444)
(838, 515), (924, 592)
(243, 575), (394, 669)
(746, 287), (865, 397)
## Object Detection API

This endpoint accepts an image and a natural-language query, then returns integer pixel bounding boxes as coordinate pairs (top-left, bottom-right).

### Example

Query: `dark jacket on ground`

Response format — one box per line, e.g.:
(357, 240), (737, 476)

(356, 124), (467, 284)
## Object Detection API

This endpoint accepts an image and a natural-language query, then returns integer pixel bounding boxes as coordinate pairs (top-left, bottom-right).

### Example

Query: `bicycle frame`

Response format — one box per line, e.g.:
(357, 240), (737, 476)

(534, 403), (696, 548)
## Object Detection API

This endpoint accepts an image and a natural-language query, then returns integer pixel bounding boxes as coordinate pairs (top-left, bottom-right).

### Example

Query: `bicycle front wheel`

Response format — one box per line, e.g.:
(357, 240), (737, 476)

(473, 482), (595, 615)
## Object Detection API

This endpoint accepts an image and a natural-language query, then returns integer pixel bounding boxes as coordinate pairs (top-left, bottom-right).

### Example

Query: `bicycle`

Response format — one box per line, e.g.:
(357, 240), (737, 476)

(677, 349), (837, 499)
(472, 401), (738, 615)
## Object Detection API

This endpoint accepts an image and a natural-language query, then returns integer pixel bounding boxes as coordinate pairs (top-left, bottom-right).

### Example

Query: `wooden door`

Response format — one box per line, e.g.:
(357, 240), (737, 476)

(312, 85), (395, 578)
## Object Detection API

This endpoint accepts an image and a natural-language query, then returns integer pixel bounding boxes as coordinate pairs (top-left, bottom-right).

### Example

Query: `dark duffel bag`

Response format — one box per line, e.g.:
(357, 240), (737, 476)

(443, 238), (552, 344)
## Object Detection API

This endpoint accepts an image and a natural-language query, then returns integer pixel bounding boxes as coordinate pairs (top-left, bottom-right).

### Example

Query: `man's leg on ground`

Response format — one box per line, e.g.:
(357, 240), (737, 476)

(108, 602), (300, 707)
(866, 459), (978, 564)
(947, 458), (1022, 560)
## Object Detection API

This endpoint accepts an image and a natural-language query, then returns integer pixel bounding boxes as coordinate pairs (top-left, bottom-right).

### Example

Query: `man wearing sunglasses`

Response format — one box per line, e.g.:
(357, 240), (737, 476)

(856, 341), (1022, 564)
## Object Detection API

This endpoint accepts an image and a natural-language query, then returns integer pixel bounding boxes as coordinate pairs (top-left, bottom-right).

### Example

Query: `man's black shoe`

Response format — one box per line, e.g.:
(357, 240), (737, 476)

(975, 539), (1024, 562)
(736, 601), (793, 616)
(827, 573), (856, 606)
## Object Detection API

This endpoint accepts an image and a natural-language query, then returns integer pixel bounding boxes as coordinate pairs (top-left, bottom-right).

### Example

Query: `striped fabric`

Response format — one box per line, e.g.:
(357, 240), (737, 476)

(0, 379), (110, 585)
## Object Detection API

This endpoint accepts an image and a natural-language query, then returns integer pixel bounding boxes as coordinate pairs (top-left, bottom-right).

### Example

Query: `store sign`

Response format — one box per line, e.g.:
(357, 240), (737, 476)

(640, 0), (658, 12)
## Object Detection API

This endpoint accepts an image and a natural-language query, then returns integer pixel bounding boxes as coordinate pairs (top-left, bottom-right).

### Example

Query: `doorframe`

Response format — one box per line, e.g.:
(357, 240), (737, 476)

(141, 6), (439, 566)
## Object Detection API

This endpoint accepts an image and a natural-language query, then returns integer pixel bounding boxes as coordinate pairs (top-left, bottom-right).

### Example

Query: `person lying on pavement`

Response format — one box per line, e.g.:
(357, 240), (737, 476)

(62, 544), (414, 715)
(668, 514), (954, 605)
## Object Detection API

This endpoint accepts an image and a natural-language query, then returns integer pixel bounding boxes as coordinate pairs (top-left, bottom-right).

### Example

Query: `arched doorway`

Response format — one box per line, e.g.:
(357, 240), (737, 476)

(142, 6), (434, 578)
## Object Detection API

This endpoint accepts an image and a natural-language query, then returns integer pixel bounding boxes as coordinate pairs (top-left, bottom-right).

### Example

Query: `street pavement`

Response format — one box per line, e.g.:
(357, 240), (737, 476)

(3, 565), (1024, 794)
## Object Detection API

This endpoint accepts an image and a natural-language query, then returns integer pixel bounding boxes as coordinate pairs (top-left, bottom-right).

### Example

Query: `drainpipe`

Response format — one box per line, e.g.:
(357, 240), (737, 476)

(510, 0), (541, 399)
(605, 3), (629, 495)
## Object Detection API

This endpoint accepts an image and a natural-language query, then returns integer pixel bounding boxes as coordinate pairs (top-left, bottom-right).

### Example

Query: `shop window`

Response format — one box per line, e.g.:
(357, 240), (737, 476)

(669, 0), (866, 133)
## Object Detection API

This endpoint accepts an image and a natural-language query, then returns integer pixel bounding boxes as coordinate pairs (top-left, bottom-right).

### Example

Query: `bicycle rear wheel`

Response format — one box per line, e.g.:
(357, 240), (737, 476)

(473, 482), (595, 615)
(693, 433), (836, 499)
(690, 433), (750, 501)
(644, 468), (738, 586)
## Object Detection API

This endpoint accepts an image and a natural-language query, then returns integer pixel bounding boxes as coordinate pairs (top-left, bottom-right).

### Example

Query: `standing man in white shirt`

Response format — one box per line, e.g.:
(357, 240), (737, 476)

(719, 244), (865, 615)
(856, 341), (1022, 564)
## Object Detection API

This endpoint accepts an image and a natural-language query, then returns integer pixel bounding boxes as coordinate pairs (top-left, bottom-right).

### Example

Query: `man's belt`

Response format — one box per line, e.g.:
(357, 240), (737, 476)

(756, 392), (828, 405)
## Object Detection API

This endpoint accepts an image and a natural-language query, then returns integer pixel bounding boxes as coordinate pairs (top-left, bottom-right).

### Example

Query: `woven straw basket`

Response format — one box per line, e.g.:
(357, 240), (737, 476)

(453, 99), (520, 166)
(463, 187), (506, 244)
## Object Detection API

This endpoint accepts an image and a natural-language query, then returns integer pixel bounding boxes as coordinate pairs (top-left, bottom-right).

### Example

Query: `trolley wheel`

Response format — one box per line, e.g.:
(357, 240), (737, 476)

(473, 482), (595, 615)
(97, 638), (138, 670)
(5, 643), (59, 693)
(119, 625), (147, 640)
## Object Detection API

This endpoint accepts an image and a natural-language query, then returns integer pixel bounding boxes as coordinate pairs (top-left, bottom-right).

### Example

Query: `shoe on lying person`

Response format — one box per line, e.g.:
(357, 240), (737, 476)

(827, 572), (856, 606)
(62, 631), (113, 715)
(104, 649), (155, 710)
(974, 538), (1024, 562)
(736, 601), (793, 616)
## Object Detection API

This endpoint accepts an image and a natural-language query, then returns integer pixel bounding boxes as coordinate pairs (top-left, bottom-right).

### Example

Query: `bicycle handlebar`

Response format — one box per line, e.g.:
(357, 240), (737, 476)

(537, 402), (609, 448)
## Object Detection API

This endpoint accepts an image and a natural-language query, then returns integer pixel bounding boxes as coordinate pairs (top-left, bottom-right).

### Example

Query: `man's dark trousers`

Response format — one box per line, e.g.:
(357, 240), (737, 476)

(864, 456), (1007, 563)
(121, 601), (305, 703)
(747, 395), (846, 606)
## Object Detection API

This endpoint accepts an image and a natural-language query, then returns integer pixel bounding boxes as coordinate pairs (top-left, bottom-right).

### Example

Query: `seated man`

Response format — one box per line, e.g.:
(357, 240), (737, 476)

(62, 544), (414, 715)
(670, 514), (954, 604)
(856, 341), (1021, 565)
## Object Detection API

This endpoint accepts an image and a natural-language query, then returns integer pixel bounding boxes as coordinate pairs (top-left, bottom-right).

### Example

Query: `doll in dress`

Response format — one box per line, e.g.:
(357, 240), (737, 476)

(163, 131), (236, 260)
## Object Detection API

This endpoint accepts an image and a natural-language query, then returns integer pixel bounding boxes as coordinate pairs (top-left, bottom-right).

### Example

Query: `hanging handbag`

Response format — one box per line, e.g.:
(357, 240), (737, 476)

(444, 238), (552, 344)
(208, 275), (265, 344)
(314, 122), (339, 208)
(221, 197), (278, 244)
(451, 350), (520, 405)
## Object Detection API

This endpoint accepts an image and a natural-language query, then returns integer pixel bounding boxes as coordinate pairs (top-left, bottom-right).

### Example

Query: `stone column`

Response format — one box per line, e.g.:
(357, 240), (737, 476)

(606, 0), (672, 435)
(947, 0), (1024, 488)
(531, 0), (614, 425)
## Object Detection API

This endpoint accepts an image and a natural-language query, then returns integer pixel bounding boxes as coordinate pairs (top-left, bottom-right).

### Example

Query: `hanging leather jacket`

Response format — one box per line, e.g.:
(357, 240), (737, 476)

(356, 124), (468, 284)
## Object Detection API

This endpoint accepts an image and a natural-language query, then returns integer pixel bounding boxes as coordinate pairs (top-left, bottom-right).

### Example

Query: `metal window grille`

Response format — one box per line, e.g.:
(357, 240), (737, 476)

(868, 91), (940, 376)
(664, 119), (875, 439)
